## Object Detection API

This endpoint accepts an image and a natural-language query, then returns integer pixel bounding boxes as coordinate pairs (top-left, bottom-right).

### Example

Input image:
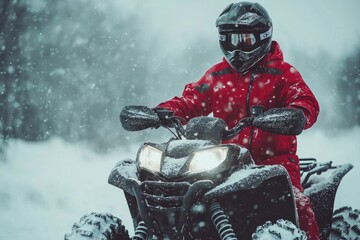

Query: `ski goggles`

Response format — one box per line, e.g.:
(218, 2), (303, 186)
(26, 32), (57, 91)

(230, 33), (256, 49)
(219, 28), (272, 52)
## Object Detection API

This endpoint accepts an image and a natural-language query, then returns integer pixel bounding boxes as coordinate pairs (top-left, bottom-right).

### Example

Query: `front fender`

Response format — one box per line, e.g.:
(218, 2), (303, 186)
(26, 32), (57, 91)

(108, 158), (138, 195)
(303, 163), (353, 239)
(204, 164), (300, 237)
(204, 164), (291, 201)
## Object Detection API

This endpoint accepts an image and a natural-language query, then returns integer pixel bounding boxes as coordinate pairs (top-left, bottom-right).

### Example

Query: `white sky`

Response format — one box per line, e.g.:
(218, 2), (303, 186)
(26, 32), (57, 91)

(115, 0), (360, 59)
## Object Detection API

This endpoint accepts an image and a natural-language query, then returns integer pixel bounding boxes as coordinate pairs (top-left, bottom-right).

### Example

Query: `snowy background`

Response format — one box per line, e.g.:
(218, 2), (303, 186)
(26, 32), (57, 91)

(1, 130), (359, 239)
(0, 0), (360, 239)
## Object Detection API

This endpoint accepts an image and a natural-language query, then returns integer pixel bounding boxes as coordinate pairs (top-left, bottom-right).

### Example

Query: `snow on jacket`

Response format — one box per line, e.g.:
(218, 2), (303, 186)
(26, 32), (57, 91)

(157, 41), (319, 168)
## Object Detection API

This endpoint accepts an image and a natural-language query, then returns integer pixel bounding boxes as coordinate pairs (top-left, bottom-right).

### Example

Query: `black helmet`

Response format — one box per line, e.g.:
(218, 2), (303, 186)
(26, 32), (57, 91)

(216, 2), (273, 73)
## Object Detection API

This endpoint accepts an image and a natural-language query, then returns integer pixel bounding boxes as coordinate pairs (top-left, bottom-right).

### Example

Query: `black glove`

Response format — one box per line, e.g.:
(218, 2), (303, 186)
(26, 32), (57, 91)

(120, 105), (163, 131)
(252, 108), (306, 135)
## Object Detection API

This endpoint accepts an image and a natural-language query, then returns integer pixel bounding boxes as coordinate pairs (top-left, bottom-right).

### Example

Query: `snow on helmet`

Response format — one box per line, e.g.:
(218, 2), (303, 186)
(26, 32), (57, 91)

(216, 2), (273, 74)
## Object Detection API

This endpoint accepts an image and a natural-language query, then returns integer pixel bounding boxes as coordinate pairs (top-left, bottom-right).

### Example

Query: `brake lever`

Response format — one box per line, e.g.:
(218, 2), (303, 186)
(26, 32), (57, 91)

(222, 119), (251, 140)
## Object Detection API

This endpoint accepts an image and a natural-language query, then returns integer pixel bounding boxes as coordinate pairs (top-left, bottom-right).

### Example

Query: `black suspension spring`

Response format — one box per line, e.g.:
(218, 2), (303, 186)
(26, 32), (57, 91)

(132, 221), (148, 240)
(209, 201), (238, 240)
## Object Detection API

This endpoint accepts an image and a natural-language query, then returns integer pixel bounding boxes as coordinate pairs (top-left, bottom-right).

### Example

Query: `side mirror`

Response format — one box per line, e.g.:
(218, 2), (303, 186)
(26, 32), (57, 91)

(120, 106), (161, 131)
(253, 108), (306, 135)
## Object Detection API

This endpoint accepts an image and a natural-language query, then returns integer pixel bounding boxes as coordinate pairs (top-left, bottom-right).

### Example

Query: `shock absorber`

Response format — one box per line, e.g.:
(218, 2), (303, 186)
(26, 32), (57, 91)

(209, 201), (238, 240)
(132, 221), (148, 240)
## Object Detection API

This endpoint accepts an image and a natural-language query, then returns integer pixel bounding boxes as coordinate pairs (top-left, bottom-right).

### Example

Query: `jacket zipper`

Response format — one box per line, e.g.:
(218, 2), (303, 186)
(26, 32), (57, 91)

(246, 73), (256, 154)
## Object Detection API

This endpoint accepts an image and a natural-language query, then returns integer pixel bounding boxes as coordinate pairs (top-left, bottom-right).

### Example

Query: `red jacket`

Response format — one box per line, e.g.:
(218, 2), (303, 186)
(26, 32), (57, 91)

(157, 41), (319, 178)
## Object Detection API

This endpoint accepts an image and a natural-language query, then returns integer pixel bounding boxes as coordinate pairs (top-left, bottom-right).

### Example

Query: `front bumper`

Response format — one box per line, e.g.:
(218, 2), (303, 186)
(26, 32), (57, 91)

(125, 178), (213, 239)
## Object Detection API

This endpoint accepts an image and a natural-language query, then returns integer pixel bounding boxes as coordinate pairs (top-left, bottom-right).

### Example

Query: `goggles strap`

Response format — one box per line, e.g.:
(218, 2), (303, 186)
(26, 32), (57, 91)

(260, 26), (272, 40)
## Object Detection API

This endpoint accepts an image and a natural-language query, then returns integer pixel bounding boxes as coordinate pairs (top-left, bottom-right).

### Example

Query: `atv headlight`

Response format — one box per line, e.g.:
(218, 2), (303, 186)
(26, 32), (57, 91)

(138, 145), (163, 173)
(187, 147), (229, 173)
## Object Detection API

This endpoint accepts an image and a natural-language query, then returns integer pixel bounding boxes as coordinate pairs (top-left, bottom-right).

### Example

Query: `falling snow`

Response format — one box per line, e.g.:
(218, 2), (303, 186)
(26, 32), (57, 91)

(0, 0), (360, 239)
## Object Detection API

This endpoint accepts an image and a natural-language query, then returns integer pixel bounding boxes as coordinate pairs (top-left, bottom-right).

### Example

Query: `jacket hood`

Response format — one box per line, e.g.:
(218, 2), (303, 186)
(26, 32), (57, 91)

(265, 41), (283, 62)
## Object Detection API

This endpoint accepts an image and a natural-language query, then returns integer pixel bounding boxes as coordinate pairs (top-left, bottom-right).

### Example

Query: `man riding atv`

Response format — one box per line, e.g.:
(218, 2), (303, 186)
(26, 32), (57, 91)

(155, 2), (320, 239)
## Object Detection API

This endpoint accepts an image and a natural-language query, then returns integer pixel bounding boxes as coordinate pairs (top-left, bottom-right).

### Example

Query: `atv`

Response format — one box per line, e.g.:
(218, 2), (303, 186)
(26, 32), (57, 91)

(65, 106), (360, 240)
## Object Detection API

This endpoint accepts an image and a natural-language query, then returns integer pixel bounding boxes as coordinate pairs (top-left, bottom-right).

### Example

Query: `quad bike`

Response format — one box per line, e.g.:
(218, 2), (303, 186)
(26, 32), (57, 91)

(65, 106), (360, 240)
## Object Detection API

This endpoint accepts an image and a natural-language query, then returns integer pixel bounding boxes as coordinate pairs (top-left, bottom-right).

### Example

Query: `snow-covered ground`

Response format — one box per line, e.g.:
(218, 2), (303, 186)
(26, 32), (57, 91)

(0, 138), (137, 239)
(0, 128), (359, 240)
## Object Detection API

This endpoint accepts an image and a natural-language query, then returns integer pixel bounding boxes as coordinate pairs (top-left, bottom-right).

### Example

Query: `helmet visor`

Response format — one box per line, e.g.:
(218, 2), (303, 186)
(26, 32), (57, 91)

(230, 33), (256, 49)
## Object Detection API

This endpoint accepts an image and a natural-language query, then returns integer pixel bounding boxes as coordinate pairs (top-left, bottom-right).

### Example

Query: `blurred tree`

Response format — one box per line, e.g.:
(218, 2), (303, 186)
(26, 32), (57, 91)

(19, 0), (149, 149)
(0, 0), (38, 140)
(336, 47), (360, 128)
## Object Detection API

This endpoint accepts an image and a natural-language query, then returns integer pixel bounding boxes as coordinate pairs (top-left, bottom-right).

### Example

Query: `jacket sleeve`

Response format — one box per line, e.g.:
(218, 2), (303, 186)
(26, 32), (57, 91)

(279, 66), (320, 129)
(156, 70), (214, 121)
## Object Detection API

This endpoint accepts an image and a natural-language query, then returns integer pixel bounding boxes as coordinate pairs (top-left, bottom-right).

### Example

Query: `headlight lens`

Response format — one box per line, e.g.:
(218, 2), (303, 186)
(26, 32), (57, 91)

(187, 147), (228, 173)
(138, 145), (163, 172)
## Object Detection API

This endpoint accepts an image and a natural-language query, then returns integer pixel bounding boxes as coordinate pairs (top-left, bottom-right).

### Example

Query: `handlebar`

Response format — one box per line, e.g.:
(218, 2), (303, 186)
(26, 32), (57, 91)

(120, 106), (306, 141)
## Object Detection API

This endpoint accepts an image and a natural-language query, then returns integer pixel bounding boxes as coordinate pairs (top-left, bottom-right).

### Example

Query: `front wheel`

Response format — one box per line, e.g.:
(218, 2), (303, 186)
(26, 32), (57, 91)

(329, 206), (360, 240)
(251, 219), (306, 240)
(64, 212), (130, 240)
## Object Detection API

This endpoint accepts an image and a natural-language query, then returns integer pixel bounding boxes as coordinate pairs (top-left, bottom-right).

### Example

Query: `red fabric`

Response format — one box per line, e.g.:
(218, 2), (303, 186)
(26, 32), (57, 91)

(157, 41), (319, 162)
(157, 41), (320, 239)
(293, 187), (321, 240)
